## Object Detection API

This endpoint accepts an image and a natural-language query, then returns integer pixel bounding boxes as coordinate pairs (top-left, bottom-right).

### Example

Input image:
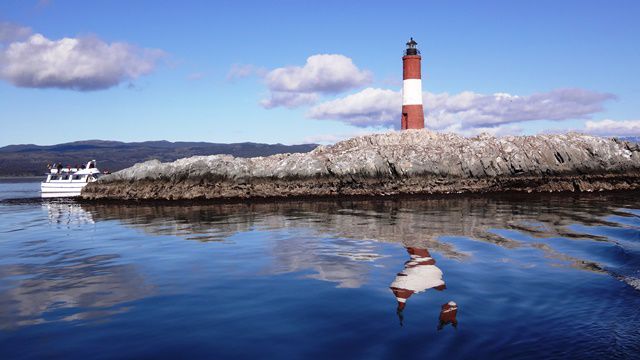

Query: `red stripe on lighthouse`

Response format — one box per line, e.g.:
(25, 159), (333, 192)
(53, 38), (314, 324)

(402, 55), (422, 80)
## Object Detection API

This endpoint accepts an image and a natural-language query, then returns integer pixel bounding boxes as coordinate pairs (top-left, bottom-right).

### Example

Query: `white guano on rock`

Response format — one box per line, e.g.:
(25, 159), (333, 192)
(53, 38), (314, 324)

(82, 130), (640, 200)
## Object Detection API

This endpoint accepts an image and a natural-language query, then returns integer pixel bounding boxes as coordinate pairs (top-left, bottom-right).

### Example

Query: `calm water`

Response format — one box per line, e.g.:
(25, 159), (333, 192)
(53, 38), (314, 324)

(0, 181), (639, 359)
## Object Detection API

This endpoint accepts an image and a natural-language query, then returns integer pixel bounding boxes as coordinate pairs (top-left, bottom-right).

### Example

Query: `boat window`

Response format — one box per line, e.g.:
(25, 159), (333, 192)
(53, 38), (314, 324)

(50, 175), (58, 180)
(72, 175), (81, 180)
(61, 175), (69, 180)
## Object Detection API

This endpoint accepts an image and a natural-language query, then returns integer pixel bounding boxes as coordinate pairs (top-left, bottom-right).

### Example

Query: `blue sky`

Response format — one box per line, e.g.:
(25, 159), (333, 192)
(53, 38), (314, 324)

(0, 0), (639, 146)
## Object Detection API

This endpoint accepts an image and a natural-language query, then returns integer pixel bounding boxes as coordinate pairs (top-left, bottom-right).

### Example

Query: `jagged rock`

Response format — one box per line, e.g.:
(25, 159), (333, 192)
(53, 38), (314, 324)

(82, 130), (640, 201)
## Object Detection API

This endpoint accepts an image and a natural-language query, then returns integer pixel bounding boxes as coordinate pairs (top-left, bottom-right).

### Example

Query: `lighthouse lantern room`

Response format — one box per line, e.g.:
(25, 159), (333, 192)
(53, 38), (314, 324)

(401, 37), (425, 130)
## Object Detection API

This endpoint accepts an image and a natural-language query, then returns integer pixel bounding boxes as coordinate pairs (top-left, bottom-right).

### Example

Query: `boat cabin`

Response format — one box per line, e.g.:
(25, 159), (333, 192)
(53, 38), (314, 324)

(45, 160), (101, 183)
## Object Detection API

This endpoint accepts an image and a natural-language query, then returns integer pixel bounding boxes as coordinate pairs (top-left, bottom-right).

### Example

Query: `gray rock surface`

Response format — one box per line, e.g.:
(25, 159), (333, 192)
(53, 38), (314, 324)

(82, 130), (640, 200)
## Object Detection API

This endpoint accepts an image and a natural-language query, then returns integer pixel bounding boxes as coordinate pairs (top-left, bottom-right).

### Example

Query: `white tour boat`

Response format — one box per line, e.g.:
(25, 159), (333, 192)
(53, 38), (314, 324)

(41, 160), (102, 198)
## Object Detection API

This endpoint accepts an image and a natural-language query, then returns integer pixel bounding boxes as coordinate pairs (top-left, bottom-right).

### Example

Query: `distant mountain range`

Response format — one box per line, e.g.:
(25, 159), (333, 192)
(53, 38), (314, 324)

(0, 140), (318, 177)
(1, 136), (637, 177)
(619, 136), (640, 144)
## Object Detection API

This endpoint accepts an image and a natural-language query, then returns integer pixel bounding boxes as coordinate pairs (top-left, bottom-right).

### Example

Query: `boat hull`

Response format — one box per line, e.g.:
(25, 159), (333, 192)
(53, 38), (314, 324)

(41, 182), (89, 198)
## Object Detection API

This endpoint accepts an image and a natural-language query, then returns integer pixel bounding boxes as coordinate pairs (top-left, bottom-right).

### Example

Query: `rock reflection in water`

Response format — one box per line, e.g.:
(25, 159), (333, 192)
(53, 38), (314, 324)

(76, 192), (640, 301)
(80, 192), (640, 273)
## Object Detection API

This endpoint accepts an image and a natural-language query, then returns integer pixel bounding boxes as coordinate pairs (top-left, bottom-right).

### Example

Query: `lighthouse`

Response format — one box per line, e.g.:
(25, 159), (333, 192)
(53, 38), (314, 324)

(401, 38), (425, 130)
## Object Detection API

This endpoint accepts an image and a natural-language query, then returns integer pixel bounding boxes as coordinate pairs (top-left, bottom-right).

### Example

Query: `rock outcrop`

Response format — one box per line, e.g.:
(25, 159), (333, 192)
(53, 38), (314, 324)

(82, 130), (640, 201)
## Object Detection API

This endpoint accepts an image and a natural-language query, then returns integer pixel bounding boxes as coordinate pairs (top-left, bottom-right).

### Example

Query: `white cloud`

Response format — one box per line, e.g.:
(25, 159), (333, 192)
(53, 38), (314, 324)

(0, 22), (31, 43)
(308, 87), (615, 134)
(584, 119), (640, 136)
(260, 91), (319, 109)
(260, 54), (371, 109)
(425, 88), (615, 130)
(0, 31), (163, 91)
(307, 88), (401, 126)
(265, 54), (371, 93)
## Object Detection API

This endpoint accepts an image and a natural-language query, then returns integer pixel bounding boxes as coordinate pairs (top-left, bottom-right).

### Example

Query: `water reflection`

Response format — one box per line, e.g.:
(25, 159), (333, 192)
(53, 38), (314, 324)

(79, 192), (640, 274)
(0, 202), (152, 329)
(45, 202), (95, 226)
(438, 301), (458, 330)
(390, 248), (446, 310)
(0, 251), (153, 329)
(390, 247), (447, 326)
(268, 236), (383, 288)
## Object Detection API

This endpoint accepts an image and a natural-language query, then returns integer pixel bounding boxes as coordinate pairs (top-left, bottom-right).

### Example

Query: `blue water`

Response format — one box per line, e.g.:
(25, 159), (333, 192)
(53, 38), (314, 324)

(0, 182), (639, 359)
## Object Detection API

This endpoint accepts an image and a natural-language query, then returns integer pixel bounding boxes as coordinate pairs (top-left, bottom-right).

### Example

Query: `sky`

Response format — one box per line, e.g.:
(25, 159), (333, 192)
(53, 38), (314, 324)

(0, 0), (639, 146)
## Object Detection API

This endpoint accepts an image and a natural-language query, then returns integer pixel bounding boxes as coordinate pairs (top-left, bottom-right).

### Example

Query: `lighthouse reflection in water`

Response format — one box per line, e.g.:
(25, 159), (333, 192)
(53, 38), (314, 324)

(4, 189), (640, 358)
(390, 247), (458, 329)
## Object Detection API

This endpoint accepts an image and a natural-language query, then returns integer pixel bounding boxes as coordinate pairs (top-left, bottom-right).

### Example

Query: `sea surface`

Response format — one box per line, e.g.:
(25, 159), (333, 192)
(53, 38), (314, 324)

(0, 180), (639, 359)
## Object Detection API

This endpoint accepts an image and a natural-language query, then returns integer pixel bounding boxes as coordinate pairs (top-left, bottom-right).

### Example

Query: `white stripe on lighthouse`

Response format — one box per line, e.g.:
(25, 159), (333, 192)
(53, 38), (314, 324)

(402, 79), (422, 105)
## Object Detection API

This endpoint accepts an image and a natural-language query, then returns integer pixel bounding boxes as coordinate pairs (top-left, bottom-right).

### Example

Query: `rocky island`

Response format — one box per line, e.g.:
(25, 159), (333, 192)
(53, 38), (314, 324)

(81, 130), (640, 201)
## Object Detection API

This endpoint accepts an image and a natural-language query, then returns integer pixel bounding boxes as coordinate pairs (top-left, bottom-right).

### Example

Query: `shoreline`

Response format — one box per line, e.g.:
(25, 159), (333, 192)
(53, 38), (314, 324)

(4, 184), (640, 207)
(80, 131), (640, 202)
(75, 188), (640, 207)
(80, 173), (640, 204)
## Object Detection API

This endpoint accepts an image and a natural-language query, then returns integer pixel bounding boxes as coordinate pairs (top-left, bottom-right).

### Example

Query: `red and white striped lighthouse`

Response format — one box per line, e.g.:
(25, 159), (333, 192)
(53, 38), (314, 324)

(401, 37), (425, 130)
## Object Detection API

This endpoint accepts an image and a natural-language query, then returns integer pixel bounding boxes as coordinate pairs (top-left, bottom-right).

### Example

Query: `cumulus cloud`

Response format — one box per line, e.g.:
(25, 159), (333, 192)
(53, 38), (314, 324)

(308, 87), (615, 133)
(425, 88), (615, 130)
(265, 54), (371, 93)
(0, 30), (163, 91)
(307, 88), (401, 126)
(260, 54), (371, 109)
(583, 119), (640, 136)
(260, 91), (319, 109)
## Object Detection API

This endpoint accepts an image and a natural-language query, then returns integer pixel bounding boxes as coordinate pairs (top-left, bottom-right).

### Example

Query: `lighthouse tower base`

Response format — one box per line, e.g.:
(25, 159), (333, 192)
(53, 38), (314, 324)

(401, 104), (425, 130)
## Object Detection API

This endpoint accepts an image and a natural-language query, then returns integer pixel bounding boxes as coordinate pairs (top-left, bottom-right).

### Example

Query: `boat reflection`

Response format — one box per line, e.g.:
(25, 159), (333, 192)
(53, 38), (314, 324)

(389, 247), (450, 327)
(44, 201), (95, 226)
